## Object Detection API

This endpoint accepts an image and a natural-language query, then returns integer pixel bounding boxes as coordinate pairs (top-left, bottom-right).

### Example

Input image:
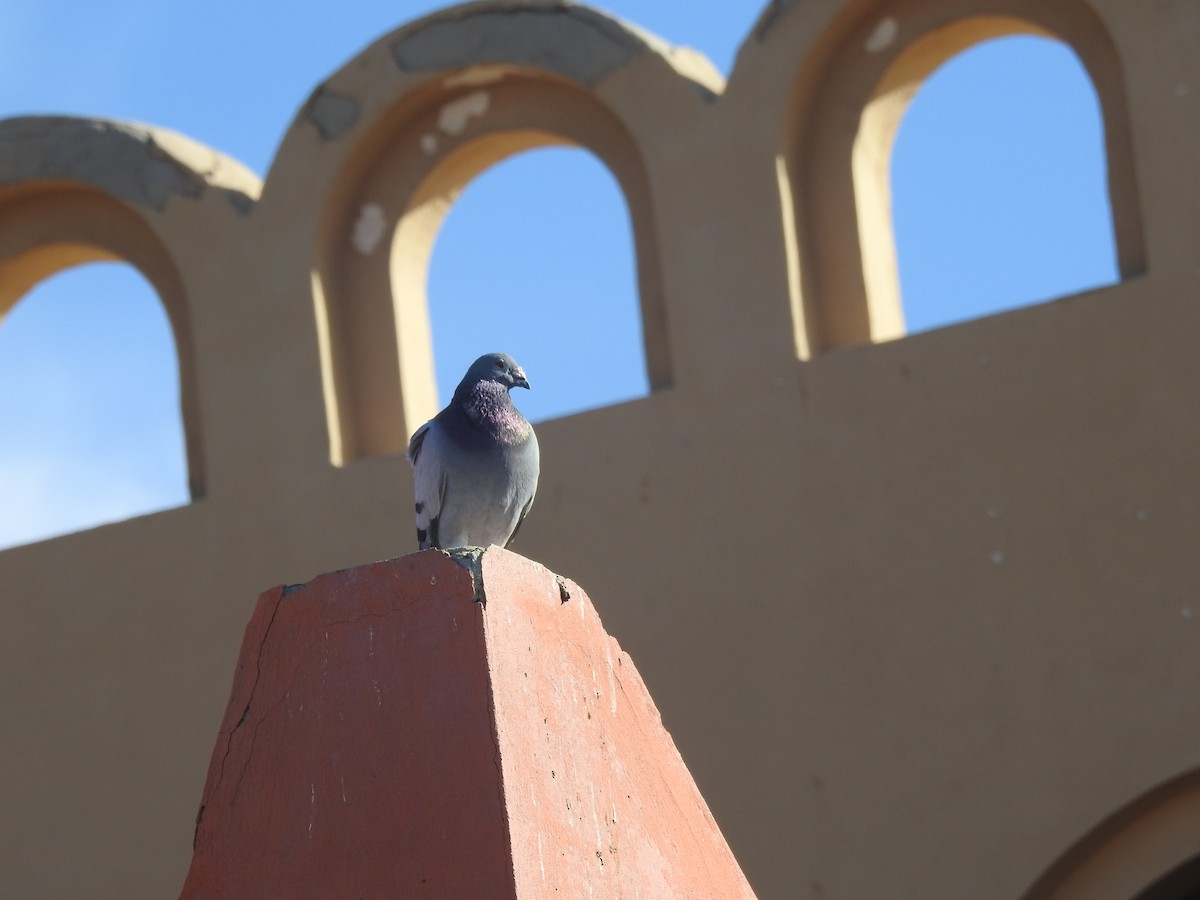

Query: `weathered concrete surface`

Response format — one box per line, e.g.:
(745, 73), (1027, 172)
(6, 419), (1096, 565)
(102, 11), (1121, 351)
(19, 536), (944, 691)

(305, 88), (362, 142)
(0, 117), (258, 212)
(180, 549), (754, 899)
(388, 1), (722, 93)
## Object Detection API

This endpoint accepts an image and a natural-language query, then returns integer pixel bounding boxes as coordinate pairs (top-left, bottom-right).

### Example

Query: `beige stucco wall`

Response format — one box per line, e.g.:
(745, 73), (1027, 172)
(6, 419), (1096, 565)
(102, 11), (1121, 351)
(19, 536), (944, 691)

(2, 1), (1198, 897)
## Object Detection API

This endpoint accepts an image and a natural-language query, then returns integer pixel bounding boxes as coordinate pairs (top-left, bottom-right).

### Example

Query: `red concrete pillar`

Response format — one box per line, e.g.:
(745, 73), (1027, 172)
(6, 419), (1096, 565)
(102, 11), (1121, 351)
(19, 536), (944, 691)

(180, 548), (755, 899)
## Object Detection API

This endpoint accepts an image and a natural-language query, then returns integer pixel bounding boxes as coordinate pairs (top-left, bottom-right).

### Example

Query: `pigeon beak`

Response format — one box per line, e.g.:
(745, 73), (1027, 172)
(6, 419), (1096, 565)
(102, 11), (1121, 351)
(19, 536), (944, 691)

(512, 366), (530, 390)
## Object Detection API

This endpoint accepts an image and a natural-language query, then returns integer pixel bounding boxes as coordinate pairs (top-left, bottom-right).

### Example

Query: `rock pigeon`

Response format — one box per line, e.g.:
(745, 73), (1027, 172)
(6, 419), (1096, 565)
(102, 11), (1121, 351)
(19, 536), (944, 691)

(406, 352), (540, 550)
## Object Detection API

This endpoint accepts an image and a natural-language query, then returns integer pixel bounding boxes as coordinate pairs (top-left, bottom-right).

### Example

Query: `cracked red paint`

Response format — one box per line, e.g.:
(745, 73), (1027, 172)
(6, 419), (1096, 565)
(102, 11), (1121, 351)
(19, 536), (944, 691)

(180, 548), (753, 898)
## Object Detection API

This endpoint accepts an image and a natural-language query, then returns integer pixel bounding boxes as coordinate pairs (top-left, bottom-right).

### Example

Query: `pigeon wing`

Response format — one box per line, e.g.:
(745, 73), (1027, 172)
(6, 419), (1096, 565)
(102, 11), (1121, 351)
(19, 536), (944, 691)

(407, 419), (448, 549)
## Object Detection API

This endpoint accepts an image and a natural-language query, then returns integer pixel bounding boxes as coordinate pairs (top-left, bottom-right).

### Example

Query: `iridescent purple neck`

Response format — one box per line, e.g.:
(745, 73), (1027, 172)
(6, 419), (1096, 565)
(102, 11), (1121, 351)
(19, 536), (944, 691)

(463, 380), (529, 444)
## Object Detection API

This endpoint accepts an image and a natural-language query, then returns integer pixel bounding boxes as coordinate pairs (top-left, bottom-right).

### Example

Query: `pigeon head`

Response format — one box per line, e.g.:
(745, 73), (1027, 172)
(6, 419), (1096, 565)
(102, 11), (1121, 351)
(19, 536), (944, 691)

(459, 352), (530, 394)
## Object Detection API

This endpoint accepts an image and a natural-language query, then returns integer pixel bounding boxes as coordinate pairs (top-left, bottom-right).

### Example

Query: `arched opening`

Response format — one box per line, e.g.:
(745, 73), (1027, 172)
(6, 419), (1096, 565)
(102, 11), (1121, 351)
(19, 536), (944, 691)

(788, 3), (1144, 354)
(1023, 769), (1200, 900)
(313, 75), (667, 464)
(0, 262), (189, 549)
(426, 146), (646, 421)
(1133, 854), (1200, 900)
(890, 35), (1119, 334)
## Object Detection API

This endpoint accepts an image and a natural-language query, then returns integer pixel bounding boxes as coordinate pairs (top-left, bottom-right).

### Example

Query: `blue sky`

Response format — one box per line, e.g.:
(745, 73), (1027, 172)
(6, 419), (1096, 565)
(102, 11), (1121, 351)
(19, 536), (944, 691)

(0, 2), (1118, 548)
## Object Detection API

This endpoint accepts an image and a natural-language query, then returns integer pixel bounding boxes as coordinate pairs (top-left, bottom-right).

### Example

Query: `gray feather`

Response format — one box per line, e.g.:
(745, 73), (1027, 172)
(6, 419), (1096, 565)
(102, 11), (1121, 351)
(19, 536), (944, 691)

(406, 353), (539, 550)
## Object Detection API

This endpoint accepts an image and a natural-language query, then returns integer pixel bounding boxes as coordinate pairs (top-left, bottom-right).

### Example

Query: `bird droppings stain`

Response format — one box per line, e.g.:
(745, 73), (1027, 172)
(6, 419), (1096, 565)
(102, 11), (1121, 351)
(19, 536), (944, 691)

(308, 783), (316, 840)
(991, 550), (1005, 565)
(420, 133), (438, 155)
(351, 202), (387, 255)
(438, 90), (490, 136)
(1182, 607), (1193, 621)
(986, 507), (1000, 519)
(864, 17), (899, 53)
(1136, 509), (1148, 521)
(604, 644), (618, 714)
(537, 831), (547, 885)
(444, 65), (509, 88)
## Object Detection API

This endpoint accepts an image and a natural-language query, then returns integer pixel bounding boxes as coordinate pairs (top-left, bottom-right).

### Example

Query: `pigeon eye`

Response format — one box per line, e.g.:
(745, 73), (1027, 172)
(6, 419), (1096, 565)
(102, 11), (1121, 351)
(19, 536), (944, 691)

(493, 360), (505, 369)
